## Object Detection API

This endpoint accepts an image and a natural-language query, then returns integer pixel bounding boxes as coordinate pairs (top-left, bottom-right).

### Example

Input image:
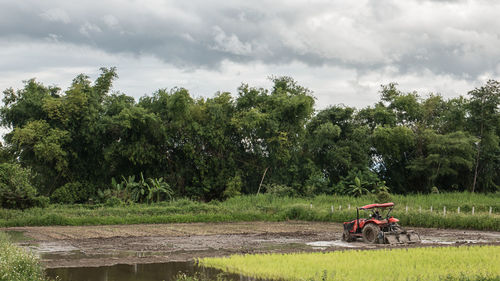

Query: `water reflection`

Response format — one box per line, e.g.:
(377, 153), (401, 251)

(46, 261), (262, 281)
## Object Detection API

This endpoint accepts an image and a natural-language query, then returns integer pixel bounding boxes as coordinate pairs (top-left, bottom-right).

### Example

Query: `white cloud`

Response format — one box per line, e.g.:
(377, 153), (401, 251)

(79, 22), (102, 37)
(211, 26), (252, 56)
(39, 8), (71, 24)
(0, 39), (493, 112)
(102, 14), (119, 29)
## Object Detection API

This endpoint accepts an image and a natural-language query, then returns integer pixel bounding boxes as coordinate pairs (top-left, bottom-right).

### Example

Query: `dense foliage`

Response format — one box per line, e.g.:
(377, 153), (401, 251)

(0, 163), (48, 209)
(1, 68), (499, 204)
(200, 246), (500, 281)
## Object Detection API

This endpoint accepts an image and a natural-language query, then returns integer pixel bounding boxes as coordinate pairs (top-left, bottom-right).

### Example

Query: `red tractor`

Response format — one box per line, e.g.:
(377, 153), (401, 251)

(342, 202), (420, 244)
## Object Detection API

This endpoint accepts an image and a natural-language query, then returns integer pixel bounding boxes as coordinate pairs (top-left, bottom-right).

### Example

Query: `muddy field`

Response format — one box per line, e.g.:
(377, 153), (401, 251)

(4, 221), (500, 268)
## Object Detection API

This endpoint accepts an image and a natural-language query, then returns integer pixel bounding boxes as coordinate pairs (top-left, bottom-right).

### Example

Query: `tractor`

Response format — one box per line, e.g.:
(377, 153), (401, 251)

(342, 202), (420, 244)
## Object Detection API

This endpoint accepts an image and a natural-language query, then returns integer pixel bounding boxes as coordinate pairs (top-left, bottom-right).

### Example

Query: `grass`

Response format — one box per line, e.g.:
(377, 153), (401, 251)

(199, 245), (500, 281)
(0, 232), (48, 281)
(0, 192), (498, 230)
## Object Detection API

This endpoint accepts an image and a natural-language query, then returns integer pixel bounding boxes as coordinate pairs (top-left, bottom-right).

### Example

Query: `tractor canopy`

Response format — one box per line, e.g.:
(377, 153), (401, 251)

(359, 202), (394, 210)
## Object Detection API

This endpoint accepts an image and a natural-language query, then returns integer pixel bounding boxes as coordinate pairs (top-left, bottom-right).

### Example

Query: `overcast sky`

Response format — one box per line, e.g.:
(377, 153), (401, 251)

(1, 0), (500, 110)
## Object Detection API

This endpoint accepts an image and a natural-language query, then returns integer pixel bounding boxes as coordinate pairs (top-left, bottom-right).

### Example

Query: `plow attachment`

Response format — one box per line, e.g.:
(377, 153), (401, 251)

(382, 231), (421, 244)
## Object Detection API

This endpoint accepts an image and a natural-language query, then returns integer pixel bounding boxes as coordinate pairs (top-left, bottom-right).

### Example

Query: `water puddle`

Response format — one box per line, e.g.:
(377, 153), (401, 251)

(421, 240), (455, 245)
(30, 241), (80, 253)
(421, 239), (488, 245)
(1, 230), (33, 242)
(46, 261), (263, 281)
(306, 240), (358, 249)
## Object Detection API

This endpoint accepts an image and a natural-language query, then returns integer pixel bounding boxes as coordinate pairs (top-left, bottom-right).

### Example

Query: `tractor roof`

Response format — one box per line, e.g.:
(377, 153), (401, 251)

(359, 202), (394, 209)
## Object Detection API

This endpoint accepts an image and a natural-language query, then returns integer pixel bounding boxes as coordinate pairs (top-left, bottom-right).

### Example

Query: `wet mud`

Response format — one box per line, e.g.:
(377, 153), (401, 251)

(3, 221), (499, 268)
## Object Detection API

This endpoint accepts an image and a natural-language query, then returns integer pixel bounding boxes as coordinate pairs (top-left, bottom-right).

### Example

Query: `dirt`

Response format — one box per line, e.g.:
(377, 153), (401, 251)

(3, 221), (500, 268)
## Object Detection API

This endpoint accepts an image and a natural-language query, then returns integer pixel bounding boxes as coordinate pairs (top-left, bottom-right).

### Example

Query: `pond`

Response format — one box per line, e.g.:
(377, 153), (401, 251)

(46, 261), (262, 281)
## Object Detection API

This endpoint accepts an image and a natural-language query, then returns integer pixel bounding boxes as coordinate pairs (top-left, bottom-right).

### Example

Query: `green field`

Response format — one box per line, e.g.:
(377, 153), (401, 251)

(199, 246), (500, 281)
(0, 192), (498, 230)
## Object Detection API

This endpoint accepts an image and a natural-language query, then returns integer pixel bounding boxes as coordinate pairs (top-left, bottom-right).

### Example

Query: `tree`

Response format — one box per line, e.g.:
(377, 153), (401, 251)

(306, 106), (372, 188)
(467, 80), (500, 192)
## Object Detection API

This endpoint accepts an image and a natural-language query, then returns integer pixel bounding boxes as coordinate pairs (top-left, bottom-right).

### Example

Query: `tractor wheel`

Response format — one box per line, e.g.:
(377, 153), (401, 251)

(342, 230), (354, 242)
(362, 223), (380, 244)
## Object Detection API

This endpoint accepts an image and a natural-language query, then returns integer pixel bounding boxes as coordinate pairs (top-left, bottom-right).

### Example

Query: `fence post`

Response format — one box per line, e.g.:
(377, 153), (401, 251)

(472, 206), (475, 215)
(490, 207), (492, 216)
(457, 206), (460, 214)
(405, 206), (408, 213)
(339, 205), (342, 211)
(430, 206), (433, 213)
(331, 205), (334, 213)
(443, 206), (446, 216)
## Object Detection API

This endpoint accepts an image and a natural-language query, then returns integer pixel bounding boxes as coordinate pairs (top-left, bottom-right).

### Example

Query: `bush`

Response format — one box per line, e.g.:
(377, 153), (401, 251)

(0, 163), (39, 209)
(376, 191), (392, 203)
(51, 184), (77, 204)
(223, 175), (242, 198)
(51, 182), (91, 204)
(432, 186), (440, 194)
(266, 184), (295, 197)
(33, 196), (50, 208)
(0, 232), (48, 281)
(105, 196), (123, 207)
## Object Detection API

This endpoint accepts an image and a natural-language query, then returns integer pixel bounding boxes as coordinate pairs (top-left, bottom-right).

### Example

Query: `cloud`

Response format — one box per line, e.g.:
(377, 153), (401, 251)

(79, 22), (102, 37)
(102, 15), (118, 28)
(211, 26), (252, 56)
(40, 8), (71, 24)
(3, 1), (500, 75)
(0, 0), (499, 111)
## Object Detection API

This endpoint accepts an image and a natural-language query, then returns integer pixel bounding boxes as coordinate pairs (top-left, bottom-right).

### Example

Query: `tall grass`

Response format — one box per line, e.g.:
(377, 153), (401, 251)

(0, 232), (48, 281)
(0, 192), (498, 230)
(199, 246), (500, 281)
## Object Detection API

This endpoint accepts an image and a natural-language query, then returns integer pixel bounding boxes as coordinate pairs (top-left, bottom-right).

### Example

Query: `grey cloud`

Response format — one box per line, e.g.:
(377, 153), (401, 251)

(0, 0), (499, 80)
(39, 8), (71, 24)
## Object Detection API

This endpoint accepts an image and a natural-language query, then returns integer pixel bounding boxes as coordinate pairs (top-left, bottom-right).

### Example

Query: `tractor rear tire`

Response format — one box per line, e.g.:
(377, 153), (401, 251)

(362, 223), (380, 244)
(342, 230), (355, 242)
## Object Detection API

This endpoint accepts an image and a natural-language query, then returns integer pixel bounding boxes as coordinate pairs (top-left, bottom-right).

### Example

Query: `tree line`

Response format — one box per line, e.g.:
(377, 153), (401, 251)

(0, 68), (499, 206)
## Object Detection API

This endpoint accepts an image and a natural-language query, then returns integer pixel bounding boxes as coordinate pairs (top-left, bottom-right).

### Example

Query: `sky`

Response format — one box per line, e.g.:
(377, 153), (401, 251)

(1, 0), (500, 111)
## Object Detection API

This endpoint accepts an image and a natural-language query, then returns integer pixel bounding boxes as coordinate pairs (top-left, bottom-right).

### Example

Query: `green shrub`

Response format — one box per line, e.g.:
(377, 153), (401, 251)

(51, 182), (91, 204)
(51, 184), (77, 204)
(376, 191), (392, 203)
(0, 232), (48, 281)
(33, 196), (50, 208)
(0, 163), (39, 210)
(266, 184), (295, 197)
(105, 196), (123, 207)
(223, 175), (242, 198)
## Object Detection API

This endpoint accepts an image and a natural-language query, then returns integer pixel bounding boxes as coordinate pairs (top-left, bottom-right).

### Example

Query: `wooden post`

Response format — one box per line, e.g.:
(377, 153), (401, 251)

(472, 206), (475, 215)
(490, 207), (493, 216)
(430, 206), (433, 213)
(331, 205), (334, 213)
(443, 206), (446, 216)
(339, 205), (342, 211)
(256, 167), (268, 195)
(405, 206), (408, 213)
(457, 206), (460, 214)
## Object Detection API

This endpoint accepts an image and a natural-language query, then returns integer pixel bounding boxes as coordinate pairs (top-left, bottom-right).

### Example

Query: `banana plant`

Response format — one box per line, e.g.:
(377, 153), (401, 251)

(122, 174), (147, 203)
(348, 177), (369, 197)
(147, 177), (173, 203)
